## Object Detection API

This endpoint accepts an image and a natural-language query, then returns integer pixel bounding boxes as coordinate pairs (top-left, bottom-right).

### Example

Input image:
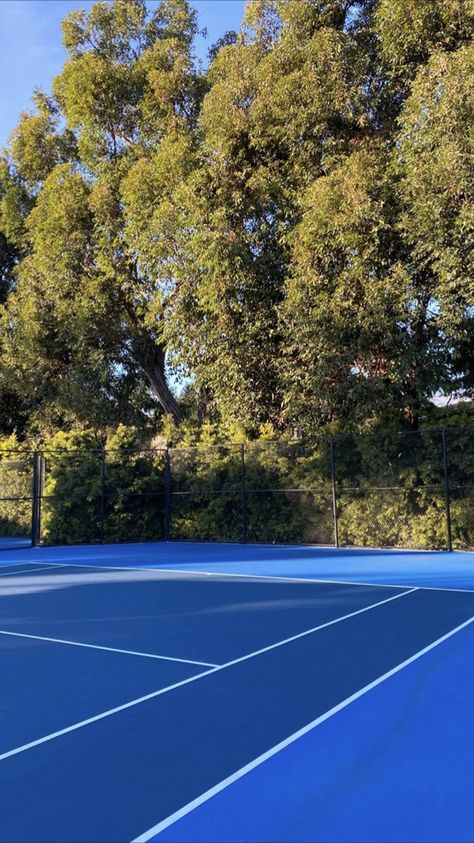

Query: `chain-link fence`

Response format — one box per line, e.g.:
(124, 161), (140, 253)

(334, 430), (449, 549)
(443, 428), (474, 551)
(39, 448), (167, 546)
(0, 449), (35, 549)
(1, 427), (473, 551)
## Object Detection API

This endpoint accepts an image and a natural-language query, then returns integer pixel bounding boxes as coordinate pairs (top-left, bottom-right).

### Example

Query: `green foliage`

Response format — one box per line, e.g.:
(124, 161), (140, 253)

(8, 92), (76, 188)
(337, 489), (448, 549)
(103, 425), (166, 542)
(40, 430), (101, 546)
(165, 0), (365, 429)
(169, 443), (243, 541)
(34, 424), (471, 550)
(424, 403), (474, 430)
(398, 44), (474, 321)
(334, 431), (449, 548)
(0, 0), (202, 431)
(39, 426), (166, 544)
(1, 0), (474, 439)
(0, 436), (33, 538)
(375, 0), (474, 84)
(1, 421), (473, 549)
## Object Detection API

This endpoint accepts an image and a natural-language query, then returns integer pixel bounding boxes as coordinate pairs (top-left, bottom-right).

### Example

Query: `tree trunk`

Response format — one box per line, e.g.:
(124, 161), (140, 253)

(132, 337), (182, 424)
(122, 283), (182, 423)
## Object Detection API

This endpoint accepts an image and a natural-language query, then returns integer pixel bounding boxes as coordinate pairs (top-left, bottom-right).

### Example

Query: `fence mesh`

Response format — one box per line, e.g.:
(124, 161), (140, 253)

(169, 445), (243, 541)
(0, 450), (34, 548)
(1, 427), (473, 551)
(334, 431), (447, 549)
(444, 427), (474, 550)
(244, 439), (334, 544)
(103, 449), (166, 543)
(41, 451), (102, 545)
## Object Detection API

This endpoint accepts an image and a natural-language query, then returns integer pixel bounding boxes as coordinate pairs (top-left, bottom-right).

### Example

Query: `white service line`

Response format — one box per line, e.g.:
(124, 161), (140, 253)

(0, 566), (32, 577)
(130, 566), (408, 590)
(11, 557), (474, 595)
(0, 586), (415, 764)
(0, 564), (69, 578)
(0, 629), (218, 668)
(139, 567), (474, 594)
(132, 611), (474, 842)
(0, 558), (409, 589)
(0, 561), (35, 571)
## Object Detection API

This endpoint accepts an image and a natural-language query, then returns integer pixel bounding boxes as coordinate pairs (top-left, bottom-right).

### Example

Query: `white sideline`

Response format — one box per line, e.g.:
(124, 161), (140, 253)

(0, 564), (69, 578)
(9, 557), (474, 594)
(132, 612), (474, 842)
(0, 629), (218, 668)
(0, 587), (415, 763)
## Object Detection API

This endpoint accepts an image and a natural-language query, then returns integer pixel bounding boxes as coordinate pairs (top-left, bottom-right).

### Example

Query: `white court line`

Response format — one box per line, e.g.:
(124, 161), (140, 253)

(0, 629), (218, 668)
(141, 567), (474, 595)
(0, 588), (415, 763)
(17, 558), (474, 595)
(0, 564), (69, 578)
(0, 560), (56, 572)
(132, 611), (474, 842)
(0, 558), (414, 590)
(3, 559), (413, 590)
(0, 561), (35, 571)
(0, 565), (33, 576)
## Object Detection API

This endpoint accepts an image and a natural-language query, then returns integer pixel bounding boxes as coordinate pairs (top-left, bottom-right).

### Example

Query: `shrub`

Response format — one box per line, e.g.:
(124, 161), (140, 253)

(0, 436), (34, 539)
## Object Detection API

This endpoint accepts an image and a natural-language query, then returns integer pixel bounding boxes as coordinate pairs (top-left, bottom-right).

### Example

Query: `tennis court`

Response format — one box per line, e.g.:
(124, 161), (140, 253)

(1, 541), (474, 842)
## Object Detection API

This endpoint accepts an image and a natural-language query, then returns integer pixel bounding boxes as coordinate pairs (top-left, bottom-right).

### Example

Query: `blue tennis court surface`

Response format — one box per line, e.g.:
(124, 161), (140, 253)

(0, 543), (473, 842)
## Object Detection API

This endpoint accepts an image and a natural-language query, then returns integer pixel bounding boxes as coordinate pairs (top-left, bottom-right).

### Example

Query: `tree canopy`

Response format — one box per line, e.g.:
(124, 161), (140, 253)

(0, 0), (473, 439)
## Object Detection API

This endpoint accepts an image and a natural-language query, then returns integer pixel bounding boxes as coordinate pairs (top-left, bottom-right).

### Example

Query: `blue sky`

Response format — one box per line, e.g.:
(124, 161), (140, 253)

(0, 0), (246, 148)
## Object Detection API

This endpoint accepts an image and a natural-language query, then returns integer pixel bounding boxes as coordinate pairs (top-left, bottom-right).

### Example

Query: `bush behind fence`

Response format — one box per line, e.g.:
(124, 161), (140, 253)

(0, 427), (473, 550)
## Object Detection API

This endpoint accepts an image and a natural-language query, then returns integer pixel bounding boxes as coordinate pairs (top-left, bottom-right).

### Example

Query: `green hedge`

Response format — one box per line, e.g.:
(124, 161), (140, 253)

(2, 426), (473, 550)
(40, 428), (166, 545)
(0, 438), (34, 539)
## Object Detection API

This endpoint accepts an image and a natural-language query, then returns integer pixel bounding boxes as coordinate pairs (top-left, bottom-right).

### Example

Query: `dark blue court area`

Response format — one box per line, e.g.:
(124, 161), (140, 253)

(0, 543), (473, 842)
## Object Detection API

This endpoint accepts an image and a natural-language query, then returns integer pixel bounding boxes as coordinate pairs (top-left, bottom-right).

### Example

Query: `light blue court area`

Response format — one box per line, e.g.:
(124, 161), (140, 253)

(0, 543), (473, 841)
(1, 540), (474, 591)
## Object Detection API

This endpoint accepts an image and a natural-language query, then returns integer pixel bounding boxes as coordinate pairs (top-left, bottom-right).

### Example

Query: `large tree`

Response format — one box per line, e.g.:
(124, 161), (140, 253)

(162, 0), (369, 430)
(170, 0), (474, 431)
(0, 0), (202, 429)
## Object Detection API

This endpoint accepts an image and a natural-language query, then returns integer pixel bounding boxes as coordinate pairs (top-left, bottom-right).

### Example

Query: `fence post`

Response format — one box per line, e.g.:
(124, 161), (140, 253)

(442, 429), (453, 552)
(99, 450), (106, 544)
(240, 443), (247, 544)
(164, 448), (171, 541)
(31, 451), (43, 547)
(329, 436), (339, 548)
